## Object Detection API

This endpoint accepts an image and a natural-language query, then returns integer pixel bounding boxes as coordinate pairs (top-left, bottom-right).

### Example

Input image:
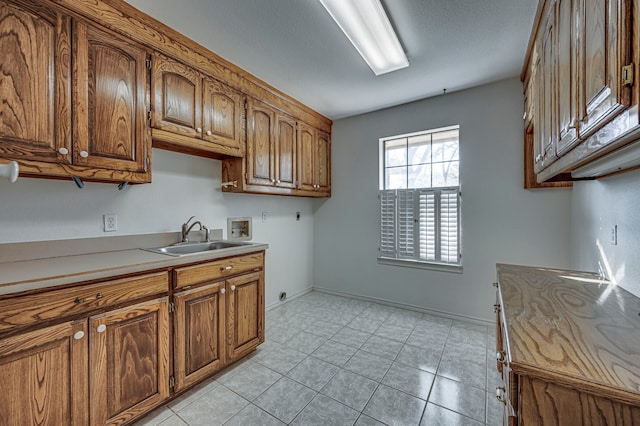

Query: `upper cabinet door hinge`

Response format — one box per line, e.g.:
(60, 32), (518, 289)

(168, 302), (175, 313)
(146, 57), (151, 70)
(148, 110), (153, 123)
(169, 376), (175, 388)
(622, 63), (634, 86)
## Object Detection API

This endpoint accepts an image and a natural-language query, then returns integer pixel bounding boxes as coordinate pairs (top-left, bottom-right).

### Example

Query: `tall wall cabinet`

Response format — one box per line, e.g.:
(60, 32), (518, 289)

(0, 0), (331, 194)
(523, 0), (637, 186)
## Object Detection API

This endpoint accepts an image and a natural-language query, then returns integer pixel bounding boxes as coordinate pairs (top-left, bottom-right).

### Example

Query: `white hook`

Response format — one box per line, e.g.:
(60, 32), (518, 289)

(0, 161), (19, 183)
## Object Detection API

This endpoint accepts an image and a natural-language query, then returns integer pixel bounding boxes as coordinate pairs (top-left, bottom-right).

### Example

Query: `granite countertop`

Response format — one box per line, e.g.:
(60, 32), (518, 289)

(0, 234), (268, 296)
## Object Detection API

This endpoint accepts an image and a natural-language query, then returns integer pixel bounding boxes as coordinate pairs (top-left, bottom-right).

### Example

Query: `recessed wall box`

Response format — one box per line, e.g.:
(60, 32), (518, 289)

(227, 217), (252, 241)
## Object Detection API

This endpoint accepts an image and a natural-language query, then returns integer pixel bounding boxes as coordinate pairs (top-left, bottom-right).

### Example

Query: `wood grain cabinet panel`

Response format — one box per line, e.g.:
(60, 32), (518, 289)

(90, 297), (170, 426)
(246, 98), (276, 187)
(151, 54), (244, 158)
(73, 21), (150, 175)
(226, 271), (264, 363)
(275, 113), (297, 189)
(0, 0), (71, 164)
(174, 282), (226, 392)
(0, 320), (89, 426)
(298, 122), (331, 195)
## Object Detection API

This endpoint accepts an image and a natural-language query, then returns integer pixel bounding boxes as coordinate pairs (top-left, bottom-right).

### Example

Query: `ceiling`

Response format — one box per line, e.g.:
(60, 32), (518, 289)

(127, 0), (538, 120)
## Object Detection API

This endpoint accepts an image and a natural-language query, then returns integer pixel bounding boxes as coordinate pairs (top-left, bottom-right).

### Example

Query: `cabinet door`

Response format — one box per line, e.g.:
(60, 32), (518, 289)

(316, 130), (331, 195)
(151, 54), (202, 139)
(174, 282), (226, 392)
(202, 79), (244, 155)
(90, 297), (170, 425)
(534, 16), (556, 173)
(556, 0), (580, 154)
(275, 113), (297, 189)
(577, 0), (631, 138)
(0, 321), (88, 426)
(0, 1), (71, 164)
(297, 122), (316, 191)
(226, 272), (264, 362)
(246, 98), (275, 186)
(74, 22), (149, 174)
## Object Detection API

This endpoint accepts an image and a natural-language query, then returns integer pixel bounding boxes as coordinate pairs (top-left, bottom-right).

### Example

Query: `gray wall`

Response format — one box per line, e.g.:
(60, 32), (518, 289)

(0, 149), (315, 308)
(571, 169), (640, 297)
(313, 78), (572, 322)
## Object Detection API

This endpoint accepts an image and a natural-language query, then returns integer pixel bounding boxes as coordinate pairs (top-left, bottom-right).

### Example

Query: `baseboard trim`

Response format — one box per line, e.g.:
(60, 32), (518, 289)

(312, 286), (493, 326)
(265, 286), (312, 311)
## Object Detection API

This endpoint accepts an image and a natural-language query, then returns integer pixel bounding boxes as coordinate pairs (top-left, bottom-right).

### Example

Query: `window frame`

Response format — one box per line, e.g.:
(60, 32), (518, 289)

(378, 126), (462, 273)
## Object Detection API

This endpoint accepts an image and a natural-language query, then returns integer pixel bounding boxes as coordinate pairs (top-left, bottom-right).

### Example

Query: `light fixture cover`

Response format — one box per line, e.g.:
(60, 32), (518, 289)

(319, 0), (409, 75)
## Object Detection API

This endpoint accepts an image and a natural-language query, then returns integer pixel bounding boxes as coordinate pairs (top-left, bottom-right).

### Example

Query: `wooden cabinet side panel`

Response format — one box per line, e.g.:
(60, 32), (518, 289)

(0, 320), (88, 426)
(174, 283), (226, 392)
(90, 297), (170, 425)
(520, 376), (640, 425)
(0, 2), (71, 163)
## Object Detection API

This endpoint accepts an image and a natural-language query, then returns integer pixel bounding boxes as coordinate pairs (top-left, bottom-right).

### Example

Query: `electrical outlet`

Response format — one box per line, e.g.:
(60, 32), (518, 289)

(103, 214), (118, 232)
(611, 225), (617, 245)
(296, 211), (300, 221)
(261, 212), (268, 223)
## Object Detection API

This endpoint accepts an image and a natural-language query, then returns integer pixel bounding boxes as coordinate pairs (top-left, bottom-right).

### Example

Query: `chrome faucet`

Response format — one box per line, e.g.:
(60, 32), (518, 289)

(181, 216), (203, 242)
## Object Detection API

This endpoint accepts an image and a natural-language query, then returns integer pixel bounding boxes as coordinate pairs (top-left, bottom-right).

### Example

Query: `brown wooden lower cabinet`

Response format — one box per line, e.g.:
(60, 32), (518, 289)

(495, 264), (640, 426)
(173, 256), (265, 392)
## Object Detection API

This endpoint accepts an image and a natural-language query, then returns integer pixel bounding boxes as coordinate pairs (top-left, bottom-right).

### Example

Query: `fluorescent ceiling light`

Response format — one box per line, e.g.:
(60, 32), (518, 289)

(319, 0), (409, 76)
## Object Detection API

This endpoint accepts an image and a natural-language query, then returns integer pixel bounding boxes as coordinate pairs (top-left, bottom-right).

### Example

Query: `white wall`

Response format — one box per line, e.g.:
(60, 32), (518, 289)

(571, 169), (640, 297)
(313, 78), (572, 322)
(0, 149), (315, 307)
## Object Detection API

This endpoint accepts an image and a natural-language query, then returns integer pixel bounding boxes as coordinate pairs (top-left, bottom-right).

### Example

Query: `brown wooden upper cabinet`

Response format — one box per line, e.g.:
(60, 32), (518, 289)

(151, 54), (245, 158)
(0, 1), (151, 183)
(0, 1), (71, 164)
(73, 21), (151, 176)
(525, 0), (634, 183)
(298, 122), (331, 195)
(222, 98), (330, 197)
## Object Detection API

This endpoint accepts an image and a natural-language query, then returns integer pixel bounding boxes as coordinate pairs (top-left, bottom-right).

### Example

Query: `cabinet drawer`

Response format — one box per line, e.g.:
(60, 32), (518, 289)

(0, 272), (168, 332)
(174, 252), (264, 289)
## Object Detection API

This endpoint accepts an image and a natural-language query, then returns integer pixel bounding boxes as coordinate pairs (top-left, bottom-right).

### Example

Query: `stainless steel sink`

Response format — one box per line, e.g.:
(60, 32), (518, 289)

(143, 241), (251, 257)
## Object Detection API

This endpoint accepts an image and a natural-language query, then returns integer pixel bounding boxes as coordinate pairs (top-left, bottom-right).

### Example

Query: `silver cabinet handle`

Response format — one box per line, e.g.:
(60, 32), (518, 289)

(58, 147), (69, 155)
(96, 324), (107, 333)
(220, 265), (233, 271)
(79, 151), (89, 158)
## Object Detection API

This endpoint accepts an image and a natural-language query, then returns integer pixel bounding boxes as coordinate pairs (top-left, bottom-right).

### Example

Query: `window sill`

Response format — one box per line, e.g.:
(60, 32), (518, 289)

(377, 257), (463, 274)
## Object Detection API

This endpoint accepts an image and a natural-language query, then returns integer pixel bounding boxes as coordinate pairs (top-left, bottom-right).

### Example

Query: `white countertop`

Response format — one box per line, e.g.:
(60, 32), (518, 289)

(0, 241), (268, 296)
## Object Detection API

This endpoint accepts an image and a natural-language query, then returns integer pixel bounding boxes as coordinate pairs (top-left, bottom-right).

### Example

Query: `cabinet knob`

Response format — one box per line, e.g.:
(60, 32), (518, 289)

(96, 324), (107, 333)
(220, 265), (233, 271)
(79, 151), (89, 158)
(206, 130), (212, 136)
(196, 127), (202, 133)
(58, 147), (69, 155)
(271, 179), (276, 184)
(276, 179), (281, 184)
(220, 288), (226, 294)
(73, 331), (85, 340)
(230, 285), (236, 291)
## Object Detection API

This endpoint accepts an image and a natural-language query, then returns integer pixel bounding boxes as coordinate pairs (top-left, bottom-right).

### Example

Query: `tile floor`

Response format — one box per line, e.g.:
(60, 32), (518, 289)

(134, 291), (503, 426)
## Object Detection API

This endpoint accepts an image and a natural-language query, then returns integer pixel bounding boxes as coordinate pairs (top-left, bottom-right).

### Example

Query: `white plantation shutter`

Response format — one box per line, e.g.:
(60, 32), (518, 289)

(418, 190), (436, 261)
(439, 189), (460, 263)
(379, 190), (397, 257)
(379, 187), (460, 265)
(397, 189), (415, 258)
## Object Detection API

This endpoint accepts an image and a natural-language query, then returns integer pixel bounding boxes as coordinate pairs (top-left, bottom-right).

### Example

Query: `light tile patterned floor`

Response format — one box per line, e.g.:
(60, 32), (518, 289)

(134, 291), (503, 426)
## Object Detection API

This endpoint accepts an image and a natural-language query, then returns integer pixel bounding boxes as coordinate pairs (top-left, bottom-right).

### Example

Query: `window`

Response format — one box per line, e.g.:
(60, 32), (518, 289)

(379, 126), (461, 270)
